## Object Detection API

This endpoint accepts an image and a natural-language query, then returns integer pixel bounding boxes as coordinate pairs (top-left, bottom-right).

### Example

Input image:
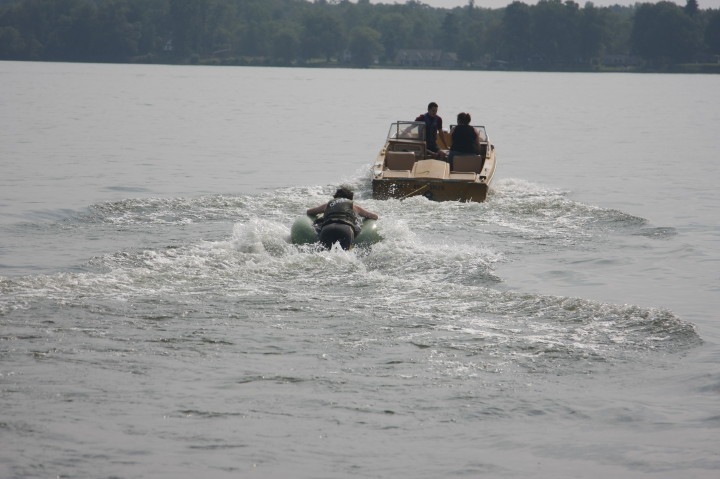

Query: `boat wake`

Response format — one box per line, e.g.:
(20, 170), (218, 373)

(0, 176), (699, 380)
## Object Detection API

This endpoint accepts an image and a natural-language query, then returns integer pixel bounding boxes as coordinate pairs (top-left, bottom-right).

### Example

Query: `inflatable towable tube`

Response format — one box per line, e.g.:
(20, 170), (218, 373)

(290, 215), (381, 249)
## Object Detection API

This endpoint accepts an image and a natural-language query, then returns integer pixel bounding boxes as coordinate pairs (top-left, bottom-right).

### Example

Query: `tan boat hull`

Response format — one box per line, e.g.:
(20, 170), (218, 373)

(372, 178), (489, 202)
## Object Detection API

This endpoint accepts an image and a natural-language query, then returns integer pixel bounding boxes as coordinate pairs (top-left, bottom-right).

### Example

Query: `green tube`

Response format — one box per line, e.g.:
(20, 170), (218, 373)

(290, 216), (381, 247)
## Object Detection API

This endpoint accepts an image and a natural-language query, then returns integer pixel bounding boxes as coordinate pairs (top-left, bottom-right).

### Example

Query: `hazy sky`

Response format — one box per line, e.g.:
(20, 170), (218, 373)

(372, 0), (720, 10)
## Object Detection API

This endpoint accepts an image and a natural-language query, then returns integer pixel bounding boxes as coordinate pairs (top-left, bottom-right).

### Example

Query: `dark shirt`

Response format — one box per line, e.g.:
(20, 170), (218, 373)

(451, 125), (478, 154)
(415, 113), (443, 151)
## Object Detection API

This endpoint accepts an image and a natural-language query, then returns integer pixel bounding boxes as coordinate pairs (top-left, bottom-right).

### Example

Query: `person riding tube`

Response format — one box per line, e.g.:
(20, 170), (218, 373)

(306, 187), (379, 250)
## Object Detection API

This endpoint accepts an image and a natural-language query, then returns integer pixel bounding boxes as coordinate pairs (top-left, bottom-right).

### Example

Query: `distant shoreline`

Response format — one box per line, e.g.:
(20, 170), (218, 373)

(8, 58), (718, 75)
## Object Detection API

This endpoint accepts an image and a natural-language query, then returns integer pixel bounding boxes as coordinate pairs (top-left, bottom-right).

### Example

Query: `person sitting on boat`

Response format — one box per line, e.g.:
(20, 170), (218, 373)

(448, 112), (481, 170)
(306, 187), (379, 250)
(416, 102), (447, 160)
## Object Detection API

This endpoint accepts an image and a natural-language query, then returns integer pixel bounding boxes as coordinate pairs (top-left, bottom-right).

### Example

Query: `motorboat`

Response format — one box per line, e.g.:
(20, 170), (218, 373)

(371, 121), (496, 202)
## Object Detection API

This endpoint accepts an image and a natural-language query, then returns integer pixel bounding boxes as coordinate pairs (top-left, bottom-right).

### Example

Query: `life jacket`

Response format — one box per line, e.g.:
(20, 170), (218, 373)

(319, 198), (361, 234)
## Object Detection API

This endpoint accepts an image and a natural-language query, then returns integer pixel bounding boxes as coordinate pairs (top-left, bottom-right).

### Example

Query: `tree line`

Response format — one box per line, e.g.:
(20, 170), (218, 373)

(1, 0), (719, 71)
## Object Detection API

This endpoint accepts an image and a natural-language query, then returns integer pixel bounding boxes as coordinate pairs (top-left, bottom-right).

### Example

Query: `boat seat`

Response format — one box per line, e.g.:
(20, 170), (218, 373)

(451, 155), (485, 174)
(385, 150), (417, 171)
(387, 140), (425, 158)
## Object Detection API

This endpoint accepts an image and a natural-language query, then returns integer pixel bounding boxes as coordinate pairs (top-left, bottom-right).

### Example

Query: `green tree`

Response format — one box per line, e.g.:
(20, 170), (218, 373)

(44, 0), (98, 61)
(705, 10), (720, 55)
(169, 0), (208, 58)
(94, 0), (141, 62)
(684, 0), (699, 16)
(632, 1), (701, 65)
(457, 20), (485, 65)
(300, 10), (344, 61)
(578, 3), (606, 63)
(376, 13), (410, 63)
(532, 0), (582, 67)
(499, 1), (532, 63)
(0, 26), (26, 59)
(601, 5), (633, 56)
(439, 11), (460, 53)
(231, 0), (273, 57)
(348, 26), (383, 67)
(271, 25), (299, 65)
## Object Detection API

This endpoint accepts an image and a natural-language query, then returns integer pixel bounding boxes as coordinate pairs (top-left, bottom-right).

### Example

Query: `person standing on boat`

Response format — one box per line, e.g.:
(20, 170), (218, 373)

(448, 112), (481, 170)
(416, 102), (447, 160)
(307, 187), (379, 250)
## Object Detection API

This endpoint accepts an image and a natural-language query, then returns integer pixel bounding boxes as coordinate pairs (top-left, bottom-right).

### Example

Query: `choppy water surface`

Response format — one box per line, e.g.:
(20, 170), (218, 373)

(1, 62), (719, 478)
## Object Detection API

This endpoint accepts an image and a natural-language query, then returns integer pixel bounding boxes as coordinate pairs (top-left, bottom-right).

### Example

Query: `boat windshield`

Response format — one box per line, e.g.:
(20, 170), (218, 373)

(387, 121), (426, 141)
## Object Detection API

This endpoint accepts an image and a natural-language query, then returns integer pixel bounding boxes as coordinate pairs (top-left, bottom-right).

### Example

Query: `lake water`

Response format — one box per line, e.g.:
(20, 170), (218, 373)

(1, 61), (719, 478)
